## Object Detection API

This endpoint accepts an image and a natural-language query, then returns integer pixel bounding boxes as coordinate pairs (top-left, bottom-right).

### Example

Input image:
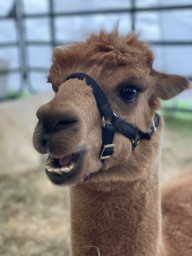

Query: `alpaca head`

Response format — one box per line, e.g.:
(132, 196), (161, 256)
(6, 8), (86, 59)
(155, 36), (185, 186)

(33, 31), (190, 186)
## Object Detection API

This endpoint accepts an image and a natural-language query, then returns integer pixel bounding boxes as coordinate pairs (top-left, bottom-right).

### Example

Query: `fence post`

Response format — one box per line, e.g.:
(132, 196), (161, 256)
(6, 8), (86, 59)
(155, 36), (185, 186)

(0, 59), (9, 98)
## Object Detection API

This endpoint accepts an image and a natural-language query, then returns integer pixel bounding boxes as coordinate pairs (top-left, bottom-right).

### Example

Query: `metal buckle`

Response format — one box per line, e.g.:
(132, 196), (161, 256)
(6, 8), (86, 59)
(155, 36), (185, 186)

(100, 144), (115, 160)
(102, 113), (117, 128)
(102, 116), (106, 128)
(131, 136), (141, 151)
(152, 117), (157, 132)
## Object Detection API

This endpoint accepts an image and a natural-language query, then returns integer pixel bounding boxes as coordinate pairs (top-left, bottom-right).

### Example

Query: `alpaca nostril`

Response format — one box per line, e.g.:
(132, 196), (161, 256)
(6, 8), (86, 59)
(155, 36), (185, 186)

(36, 103), (80, 133)
(54, 119), (79, 132)
(41, 133), (48, 147)
(42, 137), (47, 146)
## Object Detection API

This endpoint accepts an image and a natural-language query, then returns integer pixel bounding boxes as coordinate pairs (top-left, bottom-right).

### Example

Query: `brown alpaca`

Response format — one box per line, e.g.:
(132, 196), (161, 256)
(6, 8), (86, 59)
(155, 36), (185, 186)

(33, 31), (192, 256)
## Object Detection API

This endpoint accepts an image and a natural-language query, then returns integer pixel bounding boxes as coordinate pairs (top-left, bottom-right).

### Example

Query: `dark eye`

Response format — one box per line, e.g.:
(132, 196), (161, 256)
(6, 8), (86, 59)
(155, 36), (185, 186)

(119, 87), (139, 102)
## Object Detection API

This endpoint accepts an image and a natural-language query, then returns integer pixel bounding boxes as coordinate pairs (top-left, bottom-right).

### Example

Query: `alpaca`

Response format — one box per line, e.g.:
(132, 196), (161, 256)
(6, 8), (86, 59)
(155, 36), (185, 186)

(33, 31), (192, 256)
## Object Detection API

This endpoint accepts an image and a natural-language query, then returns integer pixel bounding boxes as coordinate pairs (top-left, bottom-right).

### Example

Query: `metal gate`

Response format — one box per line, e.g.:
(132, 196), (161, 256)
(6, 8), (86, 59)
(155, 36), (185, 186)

(0, 0), (191, 114)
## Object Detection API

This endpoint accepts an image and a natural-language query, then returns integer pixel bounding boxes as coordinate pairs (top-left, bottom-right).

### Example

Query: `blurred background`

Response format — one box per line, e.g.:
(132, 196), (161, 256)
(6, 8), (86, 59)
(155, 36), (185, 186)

(0, 0), (192, 99)
(0, 0), (192, 255)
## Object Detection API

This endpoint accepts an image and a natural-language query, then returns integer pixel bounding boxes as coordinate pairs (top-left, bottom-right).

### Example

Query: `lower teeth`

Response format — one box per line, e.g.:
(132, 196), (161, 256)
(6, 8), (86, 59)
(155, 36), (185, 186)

(60, 162), (75, 173)
(46, 161), (75, 175)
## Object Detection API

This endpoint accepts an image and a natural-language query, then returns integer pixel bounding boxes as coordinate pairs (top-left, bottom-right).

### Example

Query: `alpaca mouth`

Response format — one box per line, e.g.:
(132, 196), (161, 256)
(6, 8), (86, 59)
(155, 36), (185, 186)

(45, 150), (85, 185)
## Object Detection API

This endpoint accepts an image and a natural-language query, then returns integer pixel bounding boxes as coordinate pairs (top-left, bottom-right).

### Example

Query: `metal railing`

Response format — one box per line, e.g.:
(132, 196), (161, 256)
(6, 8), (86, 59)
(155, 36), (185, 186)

(0, 0), (191, 109)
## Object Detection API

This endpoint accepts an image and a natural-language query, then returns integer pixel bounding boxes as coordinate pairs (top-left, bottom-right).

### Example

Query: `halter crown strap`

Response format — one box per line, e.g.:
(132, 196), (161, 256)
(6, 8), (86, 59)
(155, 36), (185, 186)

(66, 73), (160, 160)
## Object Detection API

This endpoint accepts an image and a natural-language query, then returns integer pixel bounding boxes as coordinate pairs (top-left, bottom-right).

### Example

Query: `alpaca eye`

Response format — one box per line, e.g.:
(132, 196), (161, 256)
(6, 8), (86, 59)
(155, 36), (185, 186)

(119, 87), (139, 102)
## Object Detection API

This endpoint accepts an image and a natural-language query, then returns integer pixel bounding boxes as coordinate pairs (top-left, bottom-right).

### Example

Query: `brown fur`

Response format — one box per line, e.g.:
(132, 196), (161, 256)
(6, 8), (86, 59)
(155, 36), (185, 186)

(162, 166), (192, 256)
(33, 31), (191, 256)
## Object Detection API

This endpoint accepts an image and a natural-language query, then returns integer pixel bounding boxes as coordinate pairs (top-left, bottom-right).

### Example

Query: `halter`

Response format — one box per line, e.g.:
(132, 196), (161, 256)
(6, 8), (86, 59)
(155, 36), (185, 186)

(66, 73), (160, 161)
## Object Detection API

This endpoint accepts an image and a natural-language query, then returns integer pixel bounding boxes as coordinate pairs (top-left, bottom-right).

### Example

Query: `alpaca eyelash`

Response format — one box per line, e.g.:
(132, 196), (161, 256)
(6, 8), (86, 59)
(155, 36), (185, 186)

(118, 84), (143, 92)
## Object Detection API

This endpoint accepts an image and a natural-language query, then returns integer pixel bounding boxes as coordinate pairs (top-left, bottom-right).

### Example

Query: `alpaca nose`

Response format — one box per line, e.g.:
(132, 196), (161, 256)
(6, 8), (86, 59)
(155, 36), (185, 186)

(36, 103), (80, 133)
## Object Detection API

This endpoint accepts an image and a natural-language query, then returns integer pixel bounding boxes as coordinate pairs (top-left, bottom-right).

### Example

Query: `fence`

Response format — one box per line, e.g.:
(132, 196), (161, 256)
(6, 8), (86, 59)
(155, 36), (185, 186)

(0, 0), (191, 114)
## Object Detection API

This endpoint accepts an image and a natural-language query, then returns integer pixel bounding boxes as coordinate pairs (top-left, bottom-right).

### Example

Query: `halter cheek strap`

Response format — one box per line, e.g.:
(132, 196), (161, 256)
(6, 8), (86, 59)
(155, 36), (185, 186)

(66, 73), (160, 161)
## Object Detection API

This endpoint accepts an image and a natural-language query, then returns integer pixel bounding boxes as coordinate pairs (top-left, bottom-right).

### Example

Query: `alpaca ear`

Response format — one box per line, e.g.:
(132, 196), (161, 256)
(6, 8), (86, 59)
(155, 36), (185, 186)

(152, 69), (190, 100)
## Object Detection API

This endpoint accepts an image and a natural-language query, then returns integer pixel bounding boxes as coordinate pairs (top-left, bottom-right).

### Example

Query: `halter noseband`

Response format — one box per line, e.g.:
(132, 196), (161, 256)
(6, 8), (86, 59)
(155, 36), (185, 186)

(66, 73), (160, 161)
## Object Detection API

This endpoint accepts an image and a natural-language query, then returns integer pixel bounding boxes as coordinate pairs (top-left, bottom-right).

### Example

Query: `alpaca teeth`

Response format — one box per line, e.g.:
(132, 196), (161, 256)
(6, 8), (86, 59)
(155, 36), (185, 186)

(46, 167), (54, 173)
(60, 162), (75, 173)
(52, 169), (65, 175)
(60, 167), (71, 173)
(45, 161), (75, 174)
(46, 162), (75, 175)
(45, 166), (63, 175)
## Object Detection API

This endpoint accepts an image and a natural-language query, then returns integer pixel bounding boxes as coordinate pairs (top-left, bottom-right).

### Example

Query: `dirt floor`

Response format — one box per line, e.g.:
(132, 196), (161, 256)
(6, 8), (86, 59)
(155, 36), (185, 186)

(0, 115), (192, 256)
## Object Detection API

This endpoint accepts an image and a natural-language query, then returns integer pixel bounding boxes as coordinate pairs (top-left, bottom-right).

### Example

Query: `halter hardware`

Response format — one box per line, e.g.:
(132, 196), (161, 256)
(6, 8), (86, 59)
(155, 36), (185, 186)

(66, 73), (160, 161)
(100, 144), (115, 160)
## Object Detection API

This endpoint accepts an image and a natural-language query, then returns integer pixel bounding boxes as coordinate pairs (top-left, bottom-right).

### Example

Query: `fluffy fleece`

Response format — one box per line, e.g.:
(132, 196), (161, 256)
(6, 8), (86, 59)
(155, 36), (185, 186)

(33, 31), (192, 256)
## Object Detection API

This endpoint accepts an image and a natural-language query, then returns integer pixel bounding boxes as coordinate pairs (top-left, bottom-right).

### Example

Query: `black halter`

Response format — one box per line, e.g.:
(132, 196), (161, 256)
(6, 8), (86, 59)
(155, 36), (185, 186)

(66, 73), (160, 161)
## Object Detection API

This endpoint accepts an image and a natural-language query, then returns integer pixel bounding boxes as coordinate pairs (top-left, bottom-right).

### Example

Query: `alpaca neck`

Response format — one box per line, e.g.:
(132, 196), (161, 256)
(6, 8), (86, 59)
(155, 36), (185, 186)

(70, 159), (162, 256)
